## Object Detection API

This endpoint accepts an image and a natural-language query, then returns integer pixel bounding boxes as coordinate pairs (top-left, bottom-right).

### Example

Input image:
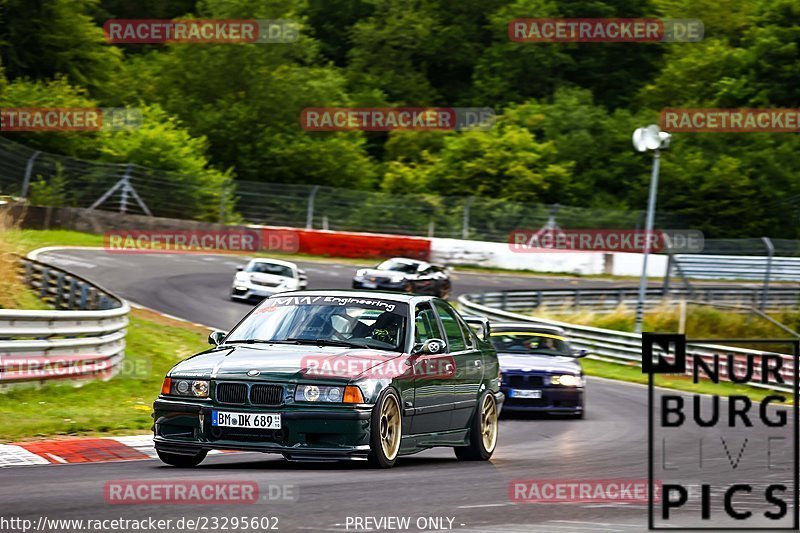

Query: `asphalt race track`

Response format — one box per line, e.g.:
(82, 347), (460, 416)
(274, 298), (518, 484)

(5, 248), (795, 533)
(32, 249), (639, 331)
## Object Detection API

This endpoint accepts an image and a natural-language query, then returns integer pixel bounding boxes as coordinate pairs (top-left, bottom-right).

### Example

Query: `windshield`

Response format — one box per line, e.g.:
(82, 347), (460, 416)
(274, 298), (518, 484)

(246, 261), (294, 278)
(490, 332), (572, 356)
(226, 295), (408, 351)
(376, 259), (419, 274)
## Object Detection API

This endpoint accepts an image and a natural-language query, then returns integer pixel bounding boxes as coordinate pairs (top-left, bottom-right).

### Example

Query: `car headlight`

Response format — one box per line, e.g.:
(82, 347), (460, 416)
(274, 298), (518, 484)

(294, 384), (364, 403)
(550, 374), (581, 387)
(234, 272), (250, 282)
(162, 377), (210, 398)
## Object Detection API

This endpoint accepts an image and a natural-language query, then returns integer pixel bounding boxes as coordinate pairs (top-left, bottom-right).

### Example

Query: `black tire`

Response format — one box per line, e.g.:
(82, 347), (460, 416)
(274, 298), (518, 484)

(157, 449), (207, 467)
(367, 389), (402, 468)
(454, 390), (498, 461)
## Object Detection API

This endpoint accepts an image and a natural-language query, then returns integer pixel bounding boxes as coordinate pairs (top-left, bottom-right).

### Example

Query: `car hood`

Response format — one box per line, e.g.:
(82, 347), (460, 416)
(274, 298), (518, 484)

(498, 353), (581, 374)
(359, 269), (412, 281)
(247, 272), (292, 283)
(169, 344), (405, 383)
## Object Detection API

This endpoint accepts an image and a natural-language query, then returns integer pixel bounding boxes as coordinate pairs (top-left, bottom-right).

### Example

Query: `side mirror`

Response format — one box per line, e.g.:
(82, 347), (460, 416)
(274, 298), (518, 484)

(573, 349), (589, 358)
(413, 338), (446, 355)
(236, 265), (244, 271)
(208, 330), (227, 346)
(462, 316), (491, 342)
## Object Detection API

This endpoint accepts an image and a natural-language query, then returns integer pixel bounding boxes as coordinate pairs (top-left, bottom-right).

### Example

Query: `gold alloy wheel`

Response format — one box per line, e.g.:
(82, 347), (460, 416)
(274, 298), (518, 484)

(379, 394), (402, 460)
(480, 394), (498, 453)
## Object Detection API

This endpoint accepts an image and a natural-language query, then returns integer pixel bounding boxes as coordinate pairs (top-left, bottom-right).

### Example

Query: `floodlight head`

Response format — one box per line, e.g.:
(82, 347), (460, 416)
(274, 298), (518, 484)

(632, 127), (648, 152)
(658, 130), (672, 148)
(643, 125), (662, 150)
(633, 125), (671, 152)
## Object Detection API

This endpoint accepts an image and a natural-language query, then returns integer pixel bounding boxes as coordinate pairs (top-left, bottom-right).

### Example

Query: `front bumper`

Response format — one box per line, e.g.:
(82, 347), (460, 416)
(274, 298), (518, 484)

(230, 283), (290, 300)
(500, 386), (583, 413)
(153, 398), (373, 459)
(352, 279), (409, 292)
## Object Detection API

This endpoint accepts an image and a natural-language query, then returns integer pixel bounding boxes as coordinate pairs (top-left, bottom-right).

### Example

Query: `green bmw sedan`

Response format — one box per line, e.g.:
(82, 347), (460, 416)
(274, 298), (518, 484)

(153, 290), (502, 468)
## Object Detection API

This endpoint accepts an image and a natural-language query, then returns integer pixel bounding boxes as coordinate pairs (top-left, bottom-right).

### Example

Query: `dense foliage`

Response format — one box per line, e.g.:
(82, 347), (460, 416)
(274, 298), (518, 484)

(0, 0), (797, 237)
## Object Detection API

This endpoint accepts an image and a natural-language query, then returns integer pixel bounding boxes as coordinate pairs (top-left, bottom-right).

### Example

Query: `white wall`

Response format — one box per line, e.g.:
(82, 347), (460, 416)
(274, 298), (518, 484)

(430, 237), (668, 277)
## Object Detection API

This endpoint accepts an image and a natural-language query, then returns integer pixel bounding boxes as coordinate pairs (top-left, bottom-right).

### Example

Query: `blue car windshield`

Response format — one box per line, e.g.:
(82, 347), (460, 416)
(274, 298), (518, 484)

(226, 295), (409, 352)
(490, 333), (572, 356)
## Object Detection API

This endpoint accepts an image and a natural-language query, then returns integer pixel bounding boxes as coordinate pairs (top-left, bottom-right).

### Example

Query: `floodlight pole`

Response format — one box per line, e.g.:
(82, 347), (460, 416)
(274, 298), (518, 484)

(634, 149), (661, 333)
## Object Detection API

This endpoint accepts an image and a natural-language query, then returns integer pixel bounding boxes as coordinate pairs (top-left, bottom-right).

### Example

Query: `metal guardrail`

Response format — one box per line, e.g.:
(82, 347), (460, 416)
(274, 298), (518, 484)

(674, 254), (800, 282)
(471, 286), (800, 313)
(458, 293), (796, 393)
(0, 256), (129, 386)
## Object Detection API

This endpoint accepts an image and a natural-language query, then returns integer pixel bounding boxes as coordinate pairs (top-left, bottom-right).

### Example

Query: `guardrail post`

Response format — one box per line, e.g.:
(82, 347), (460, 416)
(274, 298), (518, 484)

(761, 236), (774, 312)
(574, 290), (581, 308)
(80, 284), (89, 310)
(55, 272), (65, 308)
(40, 268), (49, 298)
(67, 278), (77, 309)
(536, 291), (543, 308)
(500, 292), (508, 310)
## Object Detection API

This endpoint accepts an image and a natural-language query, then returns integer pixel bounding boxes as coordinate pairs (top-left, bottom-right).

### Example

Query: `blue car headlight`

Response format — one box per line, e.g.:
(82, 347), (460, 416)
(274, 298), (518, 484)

(550, 374), (582, 387)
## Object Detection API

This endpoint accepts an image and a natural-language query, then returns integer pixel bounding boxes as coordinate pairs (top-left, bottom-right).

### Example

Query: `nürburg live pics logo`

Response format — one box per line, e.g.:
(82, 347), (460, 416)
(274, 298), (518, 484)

(643, 333), (799, 530)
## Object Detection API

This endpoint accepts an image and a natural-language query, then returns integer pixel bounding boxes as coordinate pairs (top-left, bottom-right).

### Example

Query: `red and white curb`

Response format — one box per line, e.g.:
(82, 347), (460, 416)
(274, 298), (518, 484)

(0, 435), (231, 468)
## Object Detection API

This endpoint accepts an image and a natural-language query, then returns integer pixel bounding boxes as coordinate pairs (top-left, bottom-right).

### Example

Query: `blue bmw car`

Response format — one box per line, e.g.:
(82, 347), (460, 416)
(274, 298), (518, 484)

(489, 323), (587, 418)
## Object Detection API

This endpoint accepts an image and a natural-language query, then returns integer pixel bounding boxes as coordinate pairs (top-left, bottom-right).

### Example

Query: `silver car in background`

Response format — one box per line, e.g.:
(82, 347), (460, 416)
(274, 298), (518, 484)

(231, 258), (307, 301)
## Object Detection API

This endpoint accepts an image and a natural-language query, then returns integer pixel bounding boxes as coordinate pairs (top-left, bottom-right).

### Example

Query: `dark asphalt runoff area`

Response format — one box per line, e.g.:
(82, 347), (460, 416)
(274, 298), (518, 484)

(2, 248), (793, 533)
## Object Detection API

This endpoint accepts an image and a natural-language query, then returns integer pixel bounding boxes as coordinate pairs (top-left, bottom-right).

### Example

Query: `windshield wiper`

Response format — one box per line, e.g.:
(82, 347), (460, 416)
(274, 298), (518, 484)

(224, 339), (300, 345)
(284, 338), (375, 350)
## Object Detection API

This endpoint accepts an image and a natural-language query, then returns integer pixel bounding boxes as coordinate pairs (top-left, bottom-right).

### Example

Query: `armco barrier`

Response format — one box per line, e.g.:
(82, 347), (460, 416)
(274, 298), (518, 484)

(472, 287), (800, 312)
(458, 294), (796, 393)
(0, 256), (129, 386)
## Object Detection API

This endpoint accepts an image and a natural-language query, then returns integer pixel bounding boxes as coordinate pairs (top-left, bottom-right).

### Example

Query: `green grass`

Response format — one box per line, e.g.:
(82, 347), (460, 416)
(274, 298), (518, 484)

(0, 309), (208, 442)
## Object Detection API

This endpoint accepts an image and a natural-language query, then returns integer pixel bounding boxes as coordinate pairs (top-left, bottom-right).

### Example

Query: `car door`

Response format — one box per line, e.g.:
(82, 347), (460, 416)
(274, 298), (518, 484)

(433, 300), (483, 430)
(414, 265), (436, 294)
(408, 302), (454, 434)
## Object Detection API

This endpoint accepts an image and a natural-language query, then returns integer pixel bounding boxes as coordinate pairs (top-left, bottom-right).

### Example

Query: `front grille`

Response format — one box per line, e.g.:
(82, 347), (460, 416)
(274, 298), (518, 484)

(216, 382), (247, 404)
(252, 279), (281, 287)
(250, 384), (283, 406)
(514, 398), (548, 407)
(507, 375), (545, 388)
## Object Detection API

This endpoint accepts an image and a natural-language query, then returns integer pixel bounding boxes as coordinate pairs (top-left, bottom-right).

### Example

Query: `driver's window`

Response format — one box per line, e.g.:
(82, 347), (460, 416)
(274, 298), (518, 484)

(414, 303), (442, 344)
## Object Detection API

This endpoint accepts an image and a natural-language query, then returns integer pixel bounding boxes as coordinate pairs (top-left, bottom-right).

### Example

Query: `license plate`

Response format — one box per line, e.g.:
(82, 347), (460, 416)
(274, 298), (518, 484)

(362, 281), (377, 289)
(212, 410), (281, 429)
(511, 389), (542, 399)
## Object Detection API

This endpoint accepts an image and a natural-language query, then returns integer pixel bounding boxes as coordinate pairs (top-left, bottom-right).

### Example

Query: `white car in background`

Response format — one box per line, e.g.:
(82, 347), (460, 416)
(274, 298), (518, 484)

(231, 258), (307, 301)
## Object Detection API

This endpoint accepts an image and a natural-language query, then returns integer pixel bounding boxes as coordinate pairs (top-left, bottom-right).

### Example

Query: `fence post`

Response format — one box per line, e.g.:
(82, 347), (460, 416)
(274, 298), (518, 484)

(428, 219), (435, 238)
(306, 185), (319, 230)
(761, 236), (774, 312)
(21, 151), (41, 198)
(462, 197), (474, 240)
